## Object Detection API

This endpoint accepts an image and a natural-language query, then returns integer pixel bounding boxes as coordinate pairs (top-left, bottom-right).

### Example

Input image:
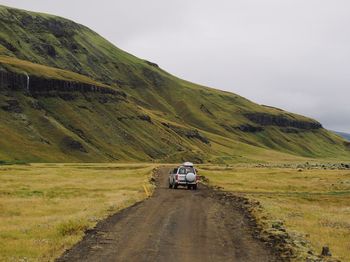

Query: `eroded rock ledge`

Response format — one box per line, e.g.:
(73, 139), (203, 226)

(244, 113), (322, 130)
(161, 122), (210, 144)
(0, 70), (125, 97)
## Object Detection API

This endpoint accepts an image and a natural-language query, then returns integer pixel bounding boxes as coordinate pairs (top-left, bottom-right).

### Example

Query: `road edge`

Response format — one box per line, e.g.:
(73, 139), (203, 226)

(56, 167), (161, 261)
(201, 177), (340, 262)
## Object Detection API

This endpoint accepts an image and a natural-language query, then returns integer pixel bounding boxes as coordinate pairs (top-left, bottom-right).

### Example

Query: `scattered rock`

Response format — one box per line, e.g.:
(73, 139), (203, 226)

(253, 162), (350, 170)
(142, 68), (164, 88)
(272, 221), (285, 231)
(200, 104), (214, 116)
(161, 123), (210, 144)
(144, 60), (159, 68)
(1, 99), (22, 113)
(221, 124), (264, 133)
(116, 115), (153, 124)
(45, 44), (57, 57)
(137, 115), (152, 123)
(28, 100), (43, 110)
(280, 127), (300, 133)
(184, 129), (210, 144)
(236, 124), (264, 133)
(0, 38), (18, 52)
(321, 246), (332, 257)
(61, 136), (87, 153)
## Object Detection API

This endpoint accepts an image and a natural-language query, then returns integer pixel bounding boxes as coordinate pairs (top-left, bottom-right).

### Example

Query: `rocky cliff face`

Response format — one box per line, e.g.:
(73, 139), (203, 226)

(0, 70), (125, 98)
(161, 122), (210, 144)
(244, 113), (322, 130)
(0, 70), (27, 91)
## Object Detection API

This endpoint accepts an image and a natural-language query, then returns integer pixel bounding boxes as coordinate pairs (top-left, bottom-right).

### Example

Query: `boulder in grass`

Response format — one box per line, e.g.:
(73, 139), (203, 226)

(321, 246), (331, 257)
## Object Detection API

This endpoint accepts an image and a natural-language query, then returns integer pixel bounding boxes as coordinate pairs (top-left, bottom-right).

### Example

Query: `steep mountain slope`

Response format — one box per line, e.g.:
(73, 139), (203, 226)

(0, 5), (349, 163)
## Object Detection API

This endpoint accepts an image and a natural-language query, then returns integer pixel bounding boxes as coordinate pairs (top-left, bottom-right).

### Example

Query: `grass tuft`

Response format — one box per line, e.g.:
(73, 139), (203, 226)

(57, 219), (89, 237)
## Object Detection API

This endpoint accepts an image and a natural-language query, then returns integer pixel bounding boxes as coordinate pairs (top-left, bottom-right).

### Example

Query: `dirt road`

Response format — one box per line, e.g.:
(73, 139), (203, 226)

(57, 168), (276, 262)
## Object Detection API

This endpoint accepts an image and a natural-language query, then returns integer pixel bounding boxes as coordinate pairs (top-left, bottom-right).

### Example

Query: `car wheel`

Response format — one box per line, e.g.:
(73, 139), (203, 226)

(168, 181), (172, 189)
(193, 184), (198, 190)
(187, 185), (192, 190)
(172, 182), (177, 189)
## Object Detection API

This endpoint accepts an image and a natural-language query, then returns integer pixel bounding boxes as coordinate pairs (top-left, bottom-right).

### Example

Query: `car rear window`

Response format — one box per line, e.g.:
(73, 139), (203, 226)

(178, 167), (195, 174)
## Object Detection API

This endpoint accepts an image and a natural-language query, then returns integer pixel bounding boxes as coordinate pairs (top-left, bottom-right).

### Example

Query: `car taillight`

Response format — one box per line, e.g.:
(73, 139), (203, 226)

(175, 174), (178, 180)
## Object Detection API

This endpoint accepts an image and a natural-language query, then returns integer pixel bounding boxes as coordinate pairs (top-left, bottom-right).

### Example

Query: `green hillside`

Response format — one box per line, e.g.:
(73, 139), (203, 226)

(0, 5), (349, 163)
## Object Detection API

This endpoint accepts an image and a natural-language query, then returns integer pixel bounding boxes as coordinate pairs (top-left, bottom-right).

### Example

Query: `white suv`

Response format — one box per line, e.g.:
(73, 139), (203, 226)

(169, 162), (198, 190)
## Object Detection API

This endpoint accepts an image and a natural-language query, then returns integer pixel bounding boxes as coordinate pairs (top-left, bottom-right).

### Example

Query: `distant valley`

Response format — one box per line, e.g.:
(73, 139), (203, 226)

(334, 131), (350, 141)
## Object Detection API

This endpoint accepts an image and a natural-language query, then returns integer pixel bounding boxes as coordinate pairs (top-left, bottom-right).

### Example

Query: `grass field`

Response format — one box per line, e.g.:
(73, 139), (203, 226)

(1, 162), (349, 261)
(200, 165), (350, 261)
(0, 163), (155, 261)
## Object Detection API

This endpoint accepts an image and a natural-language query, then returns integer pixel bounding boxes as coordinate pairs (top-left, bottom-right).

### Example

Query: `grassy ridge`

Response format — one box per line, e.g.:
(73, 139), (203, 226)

(0, 4), (349, 162)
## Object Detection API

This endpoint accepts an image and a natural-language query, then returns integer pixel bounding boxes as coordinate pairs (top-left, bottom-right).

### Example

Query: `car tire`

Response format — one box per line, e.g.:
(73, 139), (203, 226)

(168, 182), (172, 189)
(172, 183), (178, 189)
(187, 185), (192, 190)
(193, 184), (198, 190)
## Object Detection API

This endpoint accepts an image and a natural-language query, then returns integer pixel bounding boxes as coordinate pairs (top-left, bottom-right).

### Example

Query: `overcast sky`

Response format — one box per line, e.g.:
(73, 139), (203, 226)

(1, 0), (349, 132)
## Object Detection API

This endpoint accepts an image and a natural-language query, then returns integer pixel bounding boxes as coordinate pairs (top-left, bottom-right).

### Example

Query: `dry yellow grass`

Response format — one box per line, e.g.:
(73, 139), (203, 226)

(0, 163), (156, 261)
(200, 166), (350, 261)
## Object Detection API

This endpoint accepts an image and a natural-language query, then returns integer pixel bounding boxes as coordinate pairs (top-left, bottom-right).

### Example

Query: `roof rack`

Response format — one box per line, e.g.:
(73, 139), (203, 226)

(182, 162), (194, 167)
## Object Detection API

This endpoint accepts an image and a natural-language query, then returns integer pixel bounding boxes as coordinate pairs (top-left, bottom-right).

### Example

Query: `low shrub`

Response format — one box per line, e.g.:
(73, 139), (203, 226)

(57, 219), (89, 237)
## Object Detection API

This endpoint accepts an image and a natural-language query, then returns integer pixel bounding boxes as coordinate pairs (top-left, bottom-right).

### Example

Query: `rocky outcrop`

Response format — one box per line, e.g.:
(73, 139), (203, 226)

(236, 124), (264, 133)
(117, 115), (153, 124)
(222, 124), (264, 133)
(344, 141), (350, 149)
(200, 104), (214, 116)
(5, 7), (80, 38)
(244, 113), (322, 130)
(142, 68), (165, 88)
(0, 70), (126, 98)
(144, 60), (159, 68)
(0, 70), (28, 91)
(1, 99), (23, 113)
(61, 136), (87, 153)
(29, 75), (118, 95)
(161, 122), (210, 144)
(0, 38), (18, 53)
(280, 127), (301, 134)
